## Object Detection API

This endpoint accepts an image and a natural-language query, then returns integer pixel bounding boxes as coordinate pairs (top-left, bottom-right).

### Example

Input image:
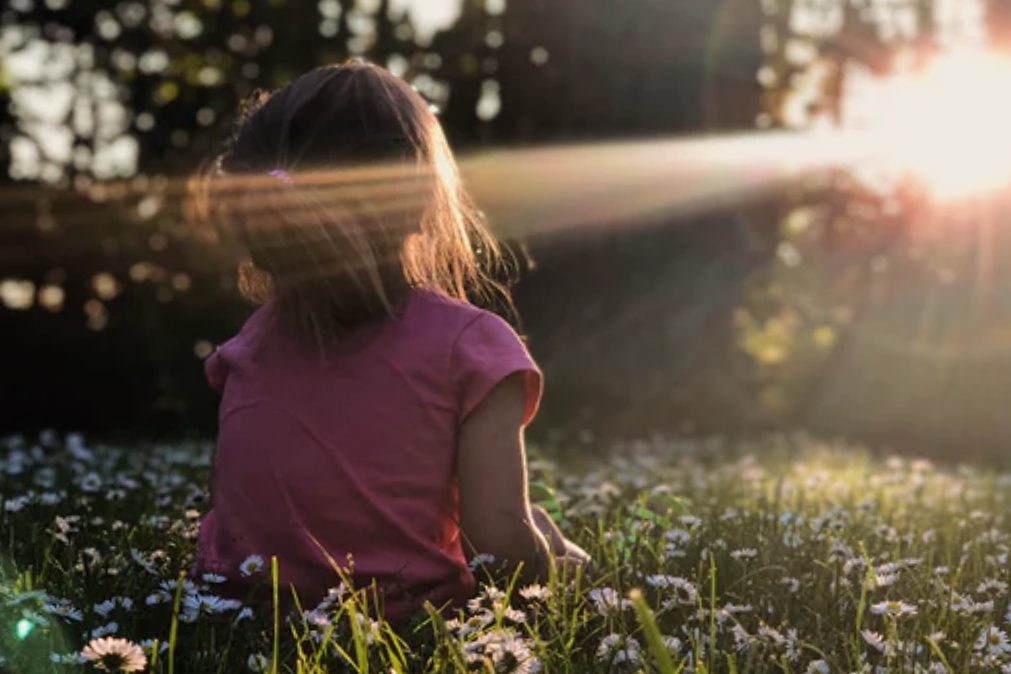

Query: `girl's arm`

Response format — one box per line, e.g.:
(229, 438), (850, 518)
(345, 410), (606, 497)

(457, 373), (563, 582)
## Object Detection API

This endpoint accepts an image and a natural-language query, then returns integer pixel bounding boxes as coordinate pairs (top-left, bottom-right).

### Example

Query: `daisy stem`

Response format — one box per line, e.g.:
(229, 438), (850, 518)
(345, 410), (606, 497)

(270, 555), (280, 674)
(167, 571), (186, 674)
(926, 634), (954, 674)
(630, 588), (677, 674)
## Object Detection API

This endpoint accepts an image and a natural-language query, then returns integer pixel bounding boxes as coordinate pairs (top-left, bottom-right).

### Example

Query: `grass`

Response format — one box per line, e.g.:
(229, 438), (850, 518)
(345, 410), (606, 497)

(1, 432), (1010, 673)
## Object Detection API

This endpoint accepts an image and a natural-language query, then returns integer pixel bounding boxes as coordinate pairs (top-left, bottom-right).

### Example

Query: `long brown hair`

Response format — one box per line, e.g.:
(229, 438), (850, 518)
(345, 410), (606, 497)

(192, 62), (513, 345)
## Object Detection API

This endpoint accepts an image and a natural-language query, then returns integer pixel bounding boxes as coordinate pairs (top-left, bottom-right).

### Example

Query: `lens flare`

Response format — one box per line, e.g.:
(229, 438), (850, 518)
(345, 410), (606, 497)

(15, 617), (34, 640)
(845, 49), (1011, 199)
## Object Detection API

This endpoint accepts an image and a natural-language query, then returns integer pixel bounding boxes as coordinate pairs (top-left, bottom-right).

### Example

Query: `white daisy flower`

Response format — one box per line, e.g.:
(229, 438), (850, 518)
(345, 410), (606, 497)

(129, 549), (158, 575)
(304, 609), (330, 627)
(79, 472), (102, 492)
(80, 637), (147, 672)
(665, 528), (692, 545)
(4, 496), (30, 513)
(587, 587), (632, 616)
(650, 575), (699, 607)
(464, 628), (540, 674)
(950, 593), (973, 613)
(237, 555), (263, 577)
(468, 553), (496, 571)
(870, 600), (917, 617)
(50, 652), (88, 665)
(977, 579), (1009, 595)
(90, 622), (119, 638)
(137, 639), (168, 655)
(518, 584), (550, 601)
(757, 624), (785, 645)
(94, 599), (117, 618)
(730, 548), (758, 561)
(41, 599), (83, 622)
(861, 629), (888, 654)
(247, 653), (270, 672)
(731, 624), (750, 652)
(975, 626), (1011, 656)
(806, 659), (830, 674)
(503, 606), (527, 623)
(868, 571), (900, 589)
(183, 593), (241, 617)
(595, 633), (641, 666)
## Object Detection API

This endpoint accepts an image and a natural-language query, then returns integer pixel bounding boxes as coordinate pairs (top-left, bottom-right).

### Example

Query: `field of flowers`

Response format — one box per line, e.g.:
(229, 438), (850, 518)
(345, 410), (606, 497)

(1, 432), (1010, 674)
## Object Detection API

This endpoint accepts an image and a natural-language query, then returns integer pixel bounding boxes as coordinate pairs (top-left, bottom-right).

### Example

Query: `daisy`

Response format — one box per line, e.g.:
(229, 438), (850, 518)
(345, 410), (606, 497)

(183, 593), (241, 617)
(239, 555), (264, 577)
(730, 548), (758, 561)
(4, 495), (30, 513)
(654, 577), (699, 607)
(503, 606), (527, 623)
(665, 528), (692, 546)
(129, 549), (158, 575)
(977, 579), (1009, 595)
(79, 472), (102, 492)
(465, 629), (540, 674)
(41, 598), (83, 622)
(518, 584), (550, 601)
(757, 624), (785, 645)
(247, 653), (270, 673)
(662, 634), (682, 654)
(138, 639), (167, 655)
(861, 629), (888, 654)
(596, 633), (641, 666)
(731, 624), (750, 652)
(304, 609), (330, 628)
(806, 660), (830, 674)
(870, 600), (917, 617)
(949, 593), (973, 612)
(94, 599), (117, 618)
(80, 637), (147, 673)
(468, 553), (496, 571)
(587, 587), (631, 616)
(975, 626), (1011, 656)
(90, 622), (119, 638)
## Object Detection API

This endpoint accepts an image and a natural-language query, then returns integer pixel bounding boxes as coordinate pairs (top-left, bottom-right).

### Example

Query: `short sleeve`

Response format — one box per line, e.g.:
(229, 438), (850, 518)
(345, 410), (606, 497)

(203, 347), (226, 393)
(452, 313), (543, 426)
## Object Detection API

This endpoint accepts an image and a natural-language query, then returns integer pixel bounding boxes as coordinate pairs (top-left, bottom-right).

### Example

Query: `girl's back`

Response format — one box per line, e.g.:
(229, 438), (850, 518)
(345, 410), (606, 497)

(192, 61), (587, 619)
(195, 289), (539, 617)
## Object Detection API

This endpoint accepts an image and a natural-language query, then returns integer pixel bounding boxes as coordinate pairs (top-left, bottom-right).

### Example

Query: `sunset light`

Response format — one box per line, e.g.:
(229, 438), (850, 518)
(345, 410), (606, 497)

(846, 49), (1011, 199)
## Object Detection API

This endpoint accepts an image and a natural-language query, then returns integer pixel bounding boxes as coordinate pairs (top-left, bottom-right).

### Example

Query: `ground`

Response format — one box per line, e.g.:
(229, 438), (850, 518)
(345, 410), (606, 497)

(1, 432), (1010, 673)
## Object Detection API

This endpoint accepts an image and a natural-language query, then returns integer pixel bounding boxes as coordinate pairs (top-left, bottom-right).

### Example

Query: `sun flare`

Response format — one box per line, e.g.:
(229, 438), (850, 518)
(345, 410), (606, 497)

(846, 49), (1011, 199)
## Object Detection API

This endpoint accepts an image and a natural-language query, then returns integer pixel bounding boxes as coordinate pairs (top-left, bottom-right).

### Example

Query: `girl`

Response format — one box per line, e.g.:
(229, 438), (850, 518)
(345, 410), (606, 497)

(192, 62), (588, 620)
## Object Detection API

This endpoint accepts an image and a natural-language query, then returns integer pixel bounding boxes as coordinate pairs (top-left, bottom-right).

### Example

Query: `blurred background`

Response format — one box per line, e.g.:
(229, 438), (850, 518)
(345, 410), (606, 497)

(3, 0), (1011, 462)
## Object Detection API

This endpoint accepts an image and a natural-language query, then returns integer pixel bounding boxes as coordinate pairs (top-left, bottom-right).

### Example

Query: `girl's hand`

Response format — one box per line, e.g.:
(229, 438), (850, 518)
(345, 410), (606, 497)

(530, 504), (567, 555)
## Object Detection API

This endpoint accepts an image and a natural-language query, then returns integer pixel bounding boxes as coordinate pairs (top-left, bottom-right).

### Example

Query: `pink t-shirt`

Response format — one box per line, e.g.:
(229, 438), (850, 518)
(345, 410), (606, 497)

(193, 289), (541, 619)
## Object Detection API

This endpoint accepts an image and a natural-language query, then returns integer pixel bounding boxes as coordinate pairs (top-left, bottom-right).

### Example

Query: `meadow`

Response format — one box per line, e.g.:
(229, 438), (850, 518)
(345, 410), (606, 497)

(1, 432), (1010, 674)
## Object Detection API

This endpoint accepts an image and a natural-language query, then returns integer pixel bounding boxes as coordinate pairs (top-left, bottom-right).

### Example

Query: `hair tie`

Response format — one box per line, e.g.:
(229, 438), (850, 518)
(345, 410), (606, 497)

(267, 168), (292, 183)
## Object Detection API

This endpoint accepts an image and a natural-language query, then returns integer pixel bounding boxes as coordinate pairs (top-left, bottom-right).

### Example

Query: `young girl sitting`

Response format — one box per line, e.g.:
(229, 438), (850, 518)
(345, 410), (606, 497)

(192, 62), (588, 619)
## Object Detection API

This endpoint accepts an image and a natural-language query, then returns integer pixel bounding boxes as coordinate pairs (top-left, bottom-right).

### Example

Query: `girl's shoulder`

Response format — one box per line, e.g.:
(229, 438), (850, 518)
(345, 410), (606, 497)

(211, 302), (277, 361)
(406, 289), (511, 339)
